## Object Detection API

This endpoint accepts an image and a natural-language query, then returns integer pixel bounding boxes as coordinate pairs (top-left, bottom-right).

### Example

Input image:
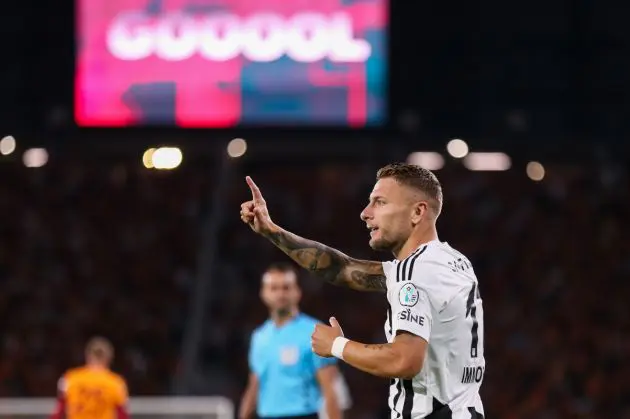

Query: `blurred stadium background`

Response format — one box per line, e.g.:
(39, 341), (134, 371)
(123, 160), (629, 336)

(1, 0), (630, 418)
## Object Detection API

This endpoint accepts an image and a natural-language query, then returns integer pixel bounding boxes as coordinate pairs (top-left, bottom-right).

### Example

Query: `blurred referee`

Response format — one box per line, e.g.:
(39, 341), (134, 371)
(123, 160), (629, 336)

(239, 263), (343, 419)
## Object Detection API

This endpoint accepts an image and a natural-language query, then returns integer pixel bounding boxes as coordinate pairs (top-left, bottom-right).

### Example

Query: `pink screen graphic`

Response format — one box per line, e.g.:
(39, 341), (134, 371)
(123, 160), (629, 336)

(75, 0), (388, 127)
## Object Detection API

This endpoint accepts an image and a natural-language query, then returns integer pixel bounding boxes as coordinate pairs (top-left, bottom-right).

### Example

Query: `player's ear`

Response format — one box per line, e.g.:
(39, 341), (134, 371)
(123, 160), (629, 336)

(411, 201), (428, 224)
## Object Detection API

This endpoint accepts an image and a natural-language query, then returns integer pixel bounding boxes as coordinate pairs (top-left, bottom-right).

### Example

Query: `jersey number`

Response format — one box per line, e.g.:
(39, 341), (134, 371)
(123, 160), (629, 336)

(73, 386), (107, 417)
(465, 284), (479, 358)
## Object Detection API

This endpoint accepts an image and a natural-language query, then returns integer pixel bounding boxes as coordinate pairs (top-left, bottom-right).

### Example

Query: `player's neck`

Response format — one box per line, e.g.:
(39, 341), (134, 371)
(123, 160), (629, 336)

(271, 308), (299, 327)
(85, 361), (108, 370)
(395, 225), (438, 260)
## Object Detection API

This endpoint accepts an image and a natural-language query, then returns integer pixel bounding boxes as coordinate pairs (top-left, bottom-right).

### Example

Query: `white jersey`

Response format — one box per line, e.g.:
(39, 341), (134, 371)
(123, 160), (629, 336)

(383, 240), (485, 419)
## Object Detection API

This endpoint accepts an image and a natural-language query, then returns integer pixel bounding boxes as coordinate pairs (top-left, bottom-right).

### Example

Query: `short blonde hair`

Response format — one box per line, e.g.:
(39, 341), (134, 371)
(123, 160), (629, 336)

(377, 163), (443, 217)
(86, 336), (114, 362)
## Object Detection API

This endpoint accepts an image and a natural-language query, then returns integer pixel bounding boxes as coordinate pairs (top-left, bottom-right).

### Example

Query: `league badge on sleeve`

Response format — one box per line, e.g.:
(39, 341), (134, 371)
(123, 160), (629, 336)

(399, 283), (420, 307)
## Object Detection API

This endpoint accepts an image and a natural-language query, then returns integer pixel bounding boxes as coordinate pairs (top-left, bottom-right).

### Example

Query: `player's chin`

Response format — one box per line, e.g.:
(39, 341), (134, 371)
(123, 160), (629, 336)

(369, 237), (394, 252)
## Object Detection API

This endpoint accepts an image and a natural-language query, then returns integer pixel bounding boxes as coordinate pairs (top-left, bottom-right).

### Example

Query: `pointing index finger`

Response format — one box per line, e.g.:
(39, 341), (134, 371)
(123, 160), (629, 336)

(246, 176), (264, 202)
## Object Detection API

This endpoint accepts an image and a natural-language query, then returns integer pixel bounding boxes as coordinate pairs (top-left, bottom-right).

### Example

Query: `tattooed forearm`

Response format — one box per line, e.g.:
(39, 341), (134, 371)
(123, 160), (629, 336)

(343, 340), (417, 378)
(363, 343), (393, 350)
(265, 228), (386, 292)
(267, 231), (343, 284)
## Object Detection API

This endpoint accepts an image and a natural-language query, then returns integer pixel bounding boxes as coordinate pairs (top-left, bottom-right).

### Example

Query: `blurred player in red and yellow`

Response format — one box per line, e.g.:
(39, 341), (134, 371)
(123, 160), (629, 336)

(50, 337), (129, 419)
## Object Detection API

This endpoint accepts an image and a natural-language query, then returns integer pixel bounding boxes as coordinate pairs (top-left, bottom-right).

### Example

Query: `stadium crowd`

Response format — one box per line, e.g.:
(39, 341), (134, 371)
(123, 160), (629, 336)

(0, 158), (628, 418)
(0, 162), (211, 396)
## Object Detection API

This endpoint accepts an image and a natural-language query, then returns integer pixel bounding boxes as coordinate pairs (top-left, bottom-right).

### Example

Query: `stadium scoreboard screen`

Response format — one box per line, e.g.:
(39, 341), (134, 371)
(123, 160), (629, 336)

(75, 0), (388, 128)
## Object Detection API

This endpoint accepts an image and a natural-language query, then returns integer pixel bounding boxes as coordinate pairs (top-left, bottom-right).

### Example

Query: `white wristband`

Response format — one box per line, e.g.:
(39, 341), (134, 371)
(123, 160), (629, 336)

(331, 337), (349, 360)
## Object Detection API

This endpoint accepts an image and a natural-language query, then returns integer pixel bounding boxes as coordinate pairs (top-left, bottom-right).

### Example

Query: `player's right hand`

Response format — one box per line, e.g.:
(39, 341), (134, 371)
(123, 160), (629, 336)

(241, 176), (276, 236)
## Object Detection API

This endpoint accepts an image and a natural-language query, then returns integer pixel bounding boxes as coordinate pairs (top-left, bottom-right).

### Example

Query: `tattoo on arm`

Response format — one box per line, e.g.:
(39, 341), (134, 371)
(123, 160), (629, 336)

(266, 229), (387, 291)
(349, 270), (388, 292)
(363, 343), (393, 350)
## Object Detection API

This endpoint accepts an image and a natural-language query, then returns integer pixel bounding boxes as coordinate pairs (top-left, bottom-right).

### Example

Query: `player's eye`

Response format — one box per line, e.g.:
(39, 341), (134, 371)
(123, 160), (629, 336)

(369, 198), (384, 206)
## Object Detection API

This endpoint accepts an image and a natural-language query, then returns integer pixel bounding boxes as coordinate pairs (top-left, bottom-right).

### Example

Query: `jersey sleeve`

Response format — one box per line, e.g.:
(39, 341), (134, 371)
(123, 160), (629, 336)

(382, 260), (397, 287)
(113, 377), (129, 407)
(390, 280), (432, 342)
(57, 375), (68, 396)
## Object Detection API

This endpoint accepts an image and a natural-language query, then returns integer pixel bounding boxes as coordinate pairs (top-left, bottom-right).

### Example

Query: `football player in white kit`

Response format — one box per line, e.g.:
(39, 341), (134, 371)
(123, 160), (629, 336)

(240, 163), (485, 419)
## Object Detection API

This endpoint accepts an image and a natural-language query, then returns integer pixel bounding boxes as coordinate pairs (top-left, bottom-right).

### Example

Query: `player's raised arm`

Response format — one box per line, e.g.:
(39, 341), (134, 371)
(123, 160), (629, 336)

(241, 177), (386, 292)
(266, 226), (386, 292)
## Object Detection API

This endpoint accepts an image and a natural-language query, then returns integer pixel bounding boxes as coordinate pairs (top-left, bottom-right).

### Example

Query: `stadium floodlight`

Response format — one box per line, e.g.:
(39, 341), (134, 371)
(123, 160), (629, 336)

(152, 147), (183, 170)
(23, 148), (48, 168)
(227, 138), (247, 158)
(463, 152), (511, 171)
(0, 136), (16, 155)
(526, 161), (545, 181)
(143, 148), (156, 169)
(407, 152), (445, 170)
(446, 139), (469, 158)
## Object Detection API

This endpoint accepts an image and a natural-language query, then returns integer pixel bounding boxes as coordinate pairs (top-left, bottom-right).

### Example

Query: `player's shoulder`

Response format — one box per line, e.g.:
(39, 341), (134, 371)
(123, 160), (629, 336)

(383, 241), (436, 282)
(395, 241), (477, 305)
(105, 370), (127, 385)
(421, 240), (474, 268)
(59, 367), (93, 390)
(382, 240), (439, 278)
(66, 367), (124, 380)
(63, 366), (88, 380)
(252, 320), (272, 338)
(412, 240), (475, 274)
(58, 367), (83, 391)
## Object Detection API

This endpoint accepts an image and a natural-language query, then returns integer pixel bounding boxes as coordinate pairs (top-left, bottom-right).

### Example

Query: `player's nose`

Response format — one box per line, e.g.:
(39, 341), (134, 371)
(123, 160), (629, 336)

(360, 206), (371, 221)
